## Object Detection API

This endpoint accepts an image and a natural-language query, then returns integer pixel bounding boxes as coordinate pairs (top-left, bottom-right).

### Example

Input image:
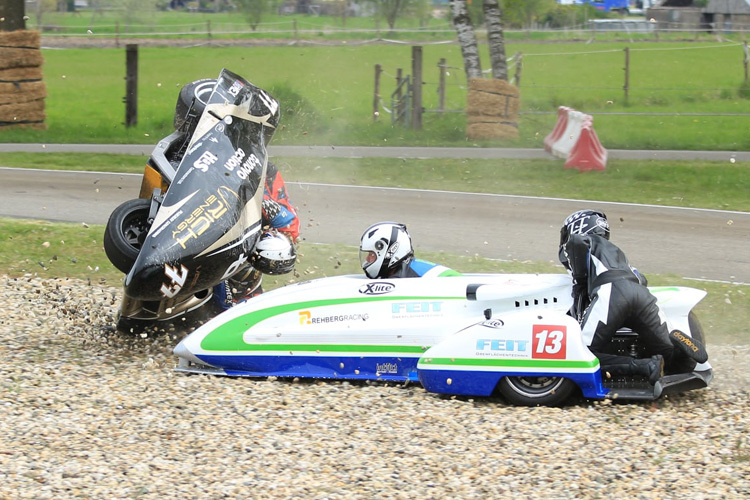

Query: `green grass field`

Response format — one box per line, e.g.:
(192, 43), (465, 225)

(2, 41), (749, 150)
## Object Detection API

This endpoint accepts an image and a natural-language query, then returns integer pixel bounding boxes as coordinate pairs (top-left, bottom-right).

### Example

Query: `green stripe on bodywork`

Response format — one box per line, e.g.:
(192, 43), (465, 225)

(217, 343), (427, 353)
(418, 357), (600, 370)
(201, 295), (462, 351)
(649, 287), (680, 292)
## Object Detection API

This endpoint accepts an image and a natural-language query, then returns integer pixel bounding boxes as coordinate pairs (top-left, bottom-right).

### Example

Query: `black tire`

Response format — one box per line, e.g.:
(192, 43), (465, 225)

(174, 78), (215, 130)
(688, 311), (705, 345)
(498, 376), (577, 407)
(104, 198), (152, 274)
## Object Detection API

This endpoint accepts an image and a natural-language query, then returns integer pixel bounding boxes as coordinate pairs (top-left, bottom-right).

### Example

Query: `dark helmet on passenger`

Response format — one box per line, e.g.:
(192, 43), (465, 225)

(558, 210), (610, 267)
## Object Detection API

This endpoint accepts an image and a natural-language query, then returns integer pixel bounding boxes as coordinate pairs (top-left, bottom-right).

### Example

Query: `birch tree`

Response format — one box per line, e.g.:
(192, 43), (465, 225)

(483, 0), (508, 81)
(450, 0), (482, 82)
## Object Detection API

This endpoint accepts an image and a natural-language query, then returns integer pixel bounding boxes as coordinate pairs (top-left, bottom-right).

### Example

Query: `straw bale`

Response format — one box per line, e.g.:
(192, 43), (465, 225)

(0, 30), (40, 48)
(466, 77), (520, 118)
(0, 67), (43, 81)
(0, 48), (44, 70)
(0, 81), (47, 105)
(0, 99), (46, 124)
(467, 91), (520, 118)
(466, 116), (519, 140)
(465, 78), (520, 140)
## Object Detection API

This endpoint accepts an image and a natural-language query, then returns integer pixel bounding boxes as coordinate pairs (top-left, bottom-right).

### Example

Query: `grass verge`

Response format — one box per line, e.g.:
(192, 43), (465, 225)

(1, 153), (748, 212)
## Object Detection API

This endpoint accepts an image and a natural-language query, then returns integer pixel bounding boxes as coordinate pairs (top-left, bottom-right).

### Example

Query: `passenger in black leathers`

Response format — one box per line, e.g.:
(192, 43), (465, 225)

(558, 210), (705, 385)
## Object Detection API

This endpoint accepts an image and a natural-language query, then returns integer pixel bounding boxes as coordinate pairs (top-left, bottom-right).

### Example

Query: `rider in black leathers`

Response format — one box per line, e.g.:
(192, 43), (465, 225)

(559, 210), (706, 385)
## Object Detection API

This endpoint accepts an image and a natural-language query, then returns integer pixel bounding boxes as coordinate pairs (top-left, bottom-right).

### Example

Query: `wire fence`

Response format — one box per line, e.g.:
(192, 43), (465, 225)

(373, 41), (750, 124)
(33, 18), (750, 42)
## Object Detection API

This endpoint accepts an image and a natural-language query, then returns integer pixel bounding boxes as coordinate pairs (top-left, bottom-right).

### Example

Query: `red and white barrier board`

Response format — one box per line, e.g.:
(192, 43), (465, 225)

(543, 106), (607, 172)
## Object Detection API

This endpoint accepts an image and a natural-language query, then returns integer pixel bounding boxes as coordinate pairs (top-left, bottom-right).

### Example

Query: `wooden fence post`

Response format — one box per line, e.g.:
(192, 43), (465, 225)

(373, 64), (382, 121)
(396, 68), (404, 123)
(623, 47), (630, 102)
(514, 51), (523, 88)
(125, 44), (138, 128)
(411, 45), (423, 130)
(437, 58), (446, 112)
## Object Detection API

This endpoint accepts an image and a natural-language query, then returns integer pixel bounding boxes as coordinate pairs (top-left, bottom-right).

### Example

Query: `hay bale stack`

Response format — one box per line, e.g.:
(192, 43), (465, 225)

(0, 30), (46, 130)
(466, 78), (519, 141)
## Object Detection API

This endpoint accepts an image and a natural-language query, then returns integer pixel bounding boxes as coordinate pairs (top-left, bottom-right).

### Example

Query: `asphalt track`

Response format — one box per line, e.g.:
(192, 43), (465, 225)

(0, 145), (748, 284)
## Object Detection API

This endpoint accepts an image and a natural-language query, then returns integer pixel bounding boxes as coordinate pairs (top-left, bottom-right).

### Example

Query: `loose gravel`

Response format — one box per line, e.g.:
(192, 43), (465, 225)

(1, 275), (749, 499)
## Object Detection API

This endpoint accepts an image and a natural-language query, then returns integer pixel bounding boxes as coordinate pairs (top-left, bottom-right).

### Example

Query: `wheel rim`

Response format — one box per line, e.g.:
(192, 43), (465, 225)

(121, 211), (149, 251)
(505, 376), (566, 398)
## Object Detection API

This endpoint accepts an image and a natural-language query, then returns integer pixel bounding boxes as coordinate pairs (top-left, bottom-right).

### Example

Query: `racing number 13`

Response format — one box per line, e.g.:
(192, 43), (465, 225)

(532, 325), (567, 359)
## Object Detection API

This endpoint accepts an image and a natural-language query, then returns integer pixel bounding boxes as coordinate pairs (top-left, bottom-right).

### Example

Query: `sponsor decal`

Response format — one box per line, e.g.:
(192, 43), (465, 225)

(228, 80), (244, 97)
(532, 325), (567, 360)
(358, 282), (395, 295)
(171, 186), (237, 249)
(298, 310), (369, 325)
(475, 338), (530, 358)
(236, 153), (262, 181)
(391, 301), (443, 319)
(672, 330), (700, 353)
(223, 148), (246, 172)
(376, 362), (398, 374)
(482, 319), (504, 329)
(193, 151), (219, 172)
(160, 263), (188, 298)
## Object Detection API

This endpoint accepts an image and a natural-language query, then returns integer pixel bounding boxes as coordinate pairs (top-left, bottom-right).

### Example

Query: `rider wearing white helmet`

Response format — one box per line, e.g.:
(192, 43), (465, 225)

(359, 222), (460, 279)
(559, 209), (707, 385)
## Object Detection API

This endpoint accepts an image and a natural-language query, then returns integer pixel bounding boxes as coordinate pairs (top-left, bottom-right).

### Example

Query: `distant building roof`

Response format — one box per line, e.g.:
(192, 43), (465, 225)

(705, 0), (750, 13)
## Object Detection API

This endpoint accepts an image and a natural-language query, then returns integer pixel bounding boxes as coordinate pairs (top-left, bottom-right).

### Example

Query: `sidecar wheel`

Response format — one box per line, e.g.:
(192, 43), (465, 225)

(174, 78), (215, 131)
(498, 376), (577, 407)
(104, 198), (152, 274)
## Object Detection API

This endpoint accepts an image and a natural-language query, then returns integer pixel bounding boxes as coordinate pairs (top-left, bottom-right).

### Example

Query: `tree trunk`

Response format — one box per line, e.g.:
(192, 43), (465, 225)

(483, 0), (508, 81)
(0, 0), (26, 31)
(451, 0), (482, 83)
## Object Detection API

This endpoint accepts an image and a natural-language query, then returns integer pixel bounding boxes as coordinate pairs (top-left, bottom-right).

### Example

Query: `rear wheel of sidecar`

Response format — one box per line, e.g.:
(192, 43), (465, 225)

(104, 198), (152, 274)
(498, 376), (577, 407)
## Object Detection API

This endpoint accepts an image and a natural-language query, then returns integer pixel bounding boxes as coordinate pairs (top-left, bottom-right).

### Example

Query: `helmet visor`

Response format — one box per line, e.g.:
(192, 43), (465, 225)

(360, 250), (378, 270)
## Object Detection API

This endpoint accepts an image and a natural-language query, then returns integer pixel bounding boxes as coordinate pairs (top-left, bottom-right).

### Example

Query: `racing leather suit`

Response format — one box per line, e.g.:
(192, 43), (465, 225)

(390, 258), (462, 278)
(562, 233), (678, 374)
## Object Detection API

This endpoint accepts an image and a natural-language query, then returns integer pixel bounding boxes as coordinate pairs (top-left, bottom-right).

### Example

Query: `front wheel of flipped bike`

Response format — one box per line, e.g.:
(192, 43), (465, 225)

(104, 198), (152, 274)
(498, 376), (577, 407)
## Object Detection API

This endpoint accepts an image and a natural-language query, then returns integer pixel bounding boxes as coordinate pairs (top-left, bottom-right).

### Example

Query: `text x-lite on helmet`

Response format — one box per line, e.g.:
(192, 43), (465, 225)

(558, 209), (610, 266)
(359, 222), (414, 279)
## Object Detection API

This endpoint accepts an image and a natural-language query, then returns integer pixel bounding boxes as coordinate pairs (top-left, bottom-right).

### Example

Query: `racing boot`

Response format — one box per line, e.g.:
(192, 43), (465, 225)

(669, 329), (708, 364)
(630, 355), (665, 386)
(603, 354), (664, 385)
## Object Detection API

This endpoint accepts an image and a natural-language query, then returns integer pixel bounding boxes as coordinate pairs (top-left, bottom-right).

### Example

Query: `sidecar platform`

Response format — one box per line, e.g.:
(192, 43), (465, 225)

(602, 368), (713, 401)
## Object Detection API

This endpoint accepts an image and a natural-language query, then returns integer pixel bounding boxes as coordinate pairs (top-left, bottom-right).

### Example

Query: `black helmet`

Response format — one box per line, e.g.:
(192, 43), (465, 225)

(559, 210), (610, 267)
(559, 210), (610, 248)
